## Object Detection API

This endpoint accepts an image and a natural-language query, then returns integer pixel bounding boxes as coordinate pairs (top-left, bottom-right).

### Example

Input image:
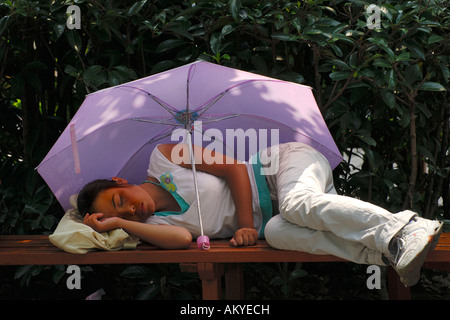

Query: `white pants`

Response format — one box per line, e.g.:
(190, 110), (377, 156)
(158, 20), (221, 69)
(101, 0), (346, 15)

(263, 143), (416, 265)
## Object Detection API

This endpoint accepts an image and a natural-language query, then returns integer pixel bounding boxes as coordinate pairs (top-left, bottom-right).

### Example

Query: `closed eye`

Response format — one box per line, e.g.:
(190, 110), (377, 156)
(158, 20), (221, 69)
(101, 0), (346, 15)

(112, 193), (124, 210)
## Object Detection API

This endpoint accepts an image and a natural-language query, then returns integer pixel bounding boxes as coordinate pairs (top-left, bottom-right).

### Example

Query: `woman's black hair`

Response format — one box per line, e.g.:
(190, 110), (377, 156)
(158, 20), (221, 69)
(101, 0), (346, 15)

(76, 179), (124, 215)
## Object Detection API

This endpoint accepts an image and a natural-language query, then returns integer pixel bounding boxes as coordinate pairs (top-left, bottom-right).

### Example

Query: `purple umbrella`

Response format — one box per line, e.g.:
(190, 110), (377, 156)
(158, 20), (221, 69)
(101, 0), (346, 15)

(37, 60), (342, 248)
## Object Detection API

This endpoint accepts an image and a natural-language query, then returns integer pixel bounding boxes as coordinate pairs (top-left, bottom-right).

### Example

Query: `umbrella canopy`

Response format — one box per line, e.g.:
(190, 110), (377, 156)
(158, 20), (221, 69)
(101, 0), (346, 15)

(37, 60), (342, 212)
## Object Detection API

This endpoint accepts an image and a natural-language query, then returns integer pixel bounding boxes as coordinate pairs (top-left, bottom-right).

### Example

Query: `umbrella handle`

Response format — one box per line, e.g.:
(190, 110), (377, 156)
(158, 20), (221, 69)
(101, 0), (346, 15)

(197, 235), (210, 250)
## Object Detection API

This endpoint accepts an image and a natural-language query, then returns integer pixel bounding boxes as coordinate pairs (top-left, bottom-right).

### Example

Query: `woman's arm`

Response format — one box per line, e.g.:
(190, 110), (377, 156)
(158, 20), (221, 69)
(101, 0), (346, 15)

(84, 213), (192, 249)
(157, 143), (258, 246)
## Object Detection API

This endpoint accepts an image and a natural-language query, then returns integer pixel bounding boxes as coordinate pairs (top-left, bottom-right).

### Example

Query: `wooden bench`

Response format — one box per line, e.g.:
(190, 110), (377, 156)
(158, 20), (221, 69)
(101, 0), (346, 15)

(1, 234), (450, 300)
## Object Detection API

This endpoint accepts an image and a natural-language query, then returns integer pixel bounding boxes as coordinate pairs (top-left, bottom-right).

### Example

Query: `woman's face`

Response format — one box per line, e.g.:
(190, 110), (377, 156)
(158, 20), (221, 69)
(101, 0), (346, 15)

(92, 184), (155, 222)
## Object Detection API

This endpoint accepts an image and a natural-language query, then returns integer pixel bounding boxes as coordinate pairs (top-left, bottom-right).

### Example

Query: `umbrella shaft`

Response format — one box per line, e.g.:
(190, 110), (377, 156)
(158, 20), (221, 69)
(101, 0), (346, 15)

(186, 131), (205, 236)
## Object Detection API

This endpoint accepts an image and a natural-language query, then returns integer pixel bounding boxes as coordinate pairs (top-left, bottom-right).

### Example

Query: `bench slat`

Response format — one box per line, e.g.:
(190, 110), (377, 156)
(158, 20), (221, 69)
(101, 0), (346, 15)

(1, 234), (450, 265)
(0, 235), (345, 265)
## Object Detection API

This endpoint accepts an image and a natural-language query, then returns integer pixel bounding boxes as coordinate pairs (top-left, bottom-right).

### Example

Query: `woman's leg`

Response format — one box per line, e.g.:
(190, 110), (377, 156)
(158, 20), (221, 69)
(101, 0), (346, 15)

(272, 142), (415, 255)
(264, 214), (387, 265)
(264, 142), (442, 286)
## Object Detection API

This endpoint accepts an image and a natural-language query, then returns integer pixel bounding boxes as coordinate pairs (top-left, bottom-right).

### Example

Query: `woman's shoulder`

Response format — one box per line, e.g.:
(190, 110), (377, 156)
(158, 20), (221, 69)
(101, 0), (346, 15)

(155, 143), (174, 159)
(148, 144), (189, 173)
(150, 144), (175, 160)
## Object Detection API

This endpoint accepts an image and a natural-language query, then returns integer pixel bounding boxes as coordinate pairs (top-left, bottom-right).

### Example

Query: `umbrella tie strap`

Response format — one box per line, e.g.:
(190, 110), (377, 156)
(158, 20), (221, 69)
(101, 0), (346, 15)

(70, 124), (81, 174)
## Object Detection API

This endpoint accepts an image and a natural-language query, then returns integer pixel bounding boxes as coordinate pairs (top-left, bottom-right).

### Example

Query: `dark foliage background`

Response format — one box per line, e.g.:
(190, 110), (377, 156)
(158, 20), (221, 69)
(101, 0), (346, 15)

(0, 0), (448, 299)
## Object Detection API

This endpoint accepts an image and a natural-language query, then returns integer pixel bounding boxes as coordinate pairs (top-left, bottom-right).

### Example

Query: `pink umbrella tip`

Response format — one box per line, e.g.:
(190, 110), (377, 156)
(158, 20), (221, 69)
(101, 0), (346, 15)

(197, 235), (210, 250)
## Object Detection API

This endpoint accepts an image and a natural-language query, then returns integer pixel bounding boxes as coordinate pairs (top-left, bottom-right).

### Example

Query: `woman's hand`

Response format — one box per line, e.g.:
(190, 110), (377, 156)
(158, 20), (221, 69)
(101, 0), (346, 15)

(83, 213), (121, 233)
(230, 227), (258, 247)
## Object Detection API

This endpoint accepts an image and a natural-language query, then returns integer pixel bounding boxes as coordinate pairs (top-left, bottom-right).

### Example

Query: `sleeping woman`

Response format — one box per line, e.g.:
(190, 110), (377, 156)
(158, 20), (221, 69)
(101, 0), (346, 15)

(78, 142), (442, 287)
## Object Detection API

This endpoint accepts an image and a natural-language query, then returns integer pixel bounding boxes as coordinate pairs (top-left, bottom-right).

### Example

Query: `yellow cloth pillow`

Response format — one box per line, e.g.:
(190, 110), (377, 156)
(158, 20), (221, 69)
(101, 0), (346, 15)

(49, 195), (140, 254)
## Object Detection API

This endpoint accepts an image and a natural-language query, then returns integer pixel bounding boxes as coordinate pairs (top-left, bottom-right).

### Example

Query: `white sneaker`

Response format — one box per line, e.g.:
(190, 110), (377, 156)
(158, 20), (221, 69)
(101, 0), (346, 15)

(387, 217), (443, 287)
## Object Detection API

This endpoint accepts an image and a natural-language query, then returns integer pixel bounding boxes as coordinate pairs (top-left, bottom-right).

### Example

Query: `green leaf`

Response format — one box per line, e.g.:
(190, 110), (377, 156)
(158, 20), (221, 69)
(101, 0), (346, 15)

(316, 17), (341, 27)
(271, 34), (298, 42)
(373, 58), (391, 68)
(127, 0), (147, 16)
(251, 55), (268, 74)
(65, 29), (82, 52)
(64, 65), (78, 77)
(167, 21), (195, 41)
(120, 266), (152, 279)
(278, 71), (305, 84)
(150, 60), (176, 74)
(112, 65), (137, 79)
(417, 145), (436, 163)
(137, 284), (160, 300)
(395, 51), (411, 62)
(368, 36), (388, 48)
(400, 108), (411, 127)
(360, 147), (377, 171)
(359, 68), (374, 79)
(417, 103), (432, 118)
(209, 32), (222, 55)
(383, 47), (396, 61)
(404, 64), (422, 85)
(386, 69), (395, 89)
(288, 269), (308, 280)
(306, 29), (327, 36)
(329, 59), (352, 71)
(329, 71), (351, 81)
(222, 24), (237, 36)
(357, 134), (377, 147)
(340, 111), (361, 130)
(329, 43), (343, 57)
(428, 34), (444, 44)
(419, 82), (446, 91)
(155, 39), (186, 53)
(83, 65), (107, 88)
(381, 90), (396, 108)
(438, 63), (450, 83)
(406, 43), (425, 60)
(14, 265), (34, 280)
(53, 23), (66, 39)
(0, 15), (10, 37)
(269, 276), (283, 286)
(41, 215), (56, 230)
(229, 0), (241, 20)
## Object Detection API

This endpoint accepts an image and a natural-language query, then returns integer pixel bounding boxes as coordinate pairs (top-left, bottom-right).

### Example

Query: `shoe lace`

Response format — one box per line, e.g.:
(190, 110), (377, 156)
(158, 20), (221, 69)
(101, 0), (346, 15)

(387, 236), (406, 265)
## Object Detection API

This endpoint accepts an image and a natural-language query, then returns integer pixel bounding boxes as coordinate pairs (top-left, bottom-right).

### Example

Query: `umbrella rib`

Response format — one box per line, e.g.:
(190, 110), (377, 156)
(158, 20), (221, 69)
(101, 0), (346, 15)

(115, 130), (175, 177)
(132, 118), (185, 127)
(118, 85), (185, 123)
(186, 64), (192, 116)
(193, 125), (253, 162)
(192, 124), (241, 160)
(195, 90), (229, 119)
(144, 129), (178, 145)
(199, 113), (240, 124)
(195, 79), (284, 118)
